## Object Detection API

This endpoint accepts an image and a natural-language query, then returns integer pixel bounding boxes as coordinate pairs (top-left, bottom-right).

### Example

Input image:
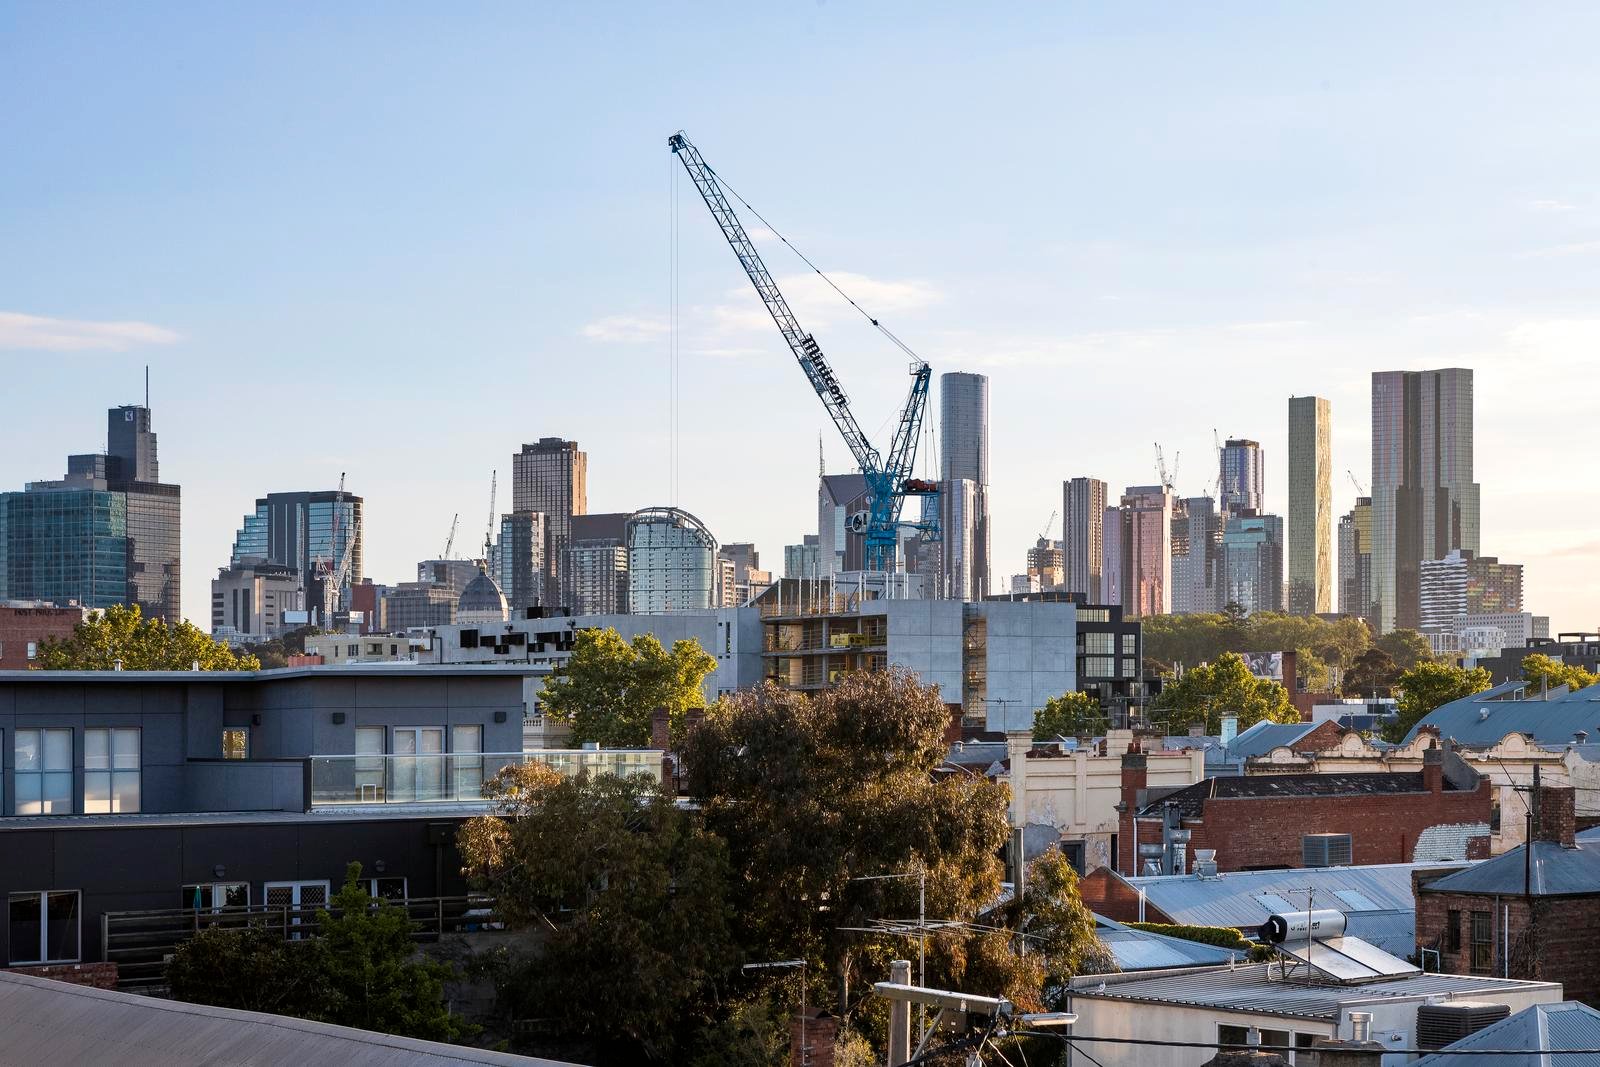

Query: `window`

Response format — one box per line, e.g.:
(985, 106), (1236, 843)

(1083, 632), (1115, 655)
(389, 643), (399, 656)
(452, 725), (484, 800)
(222, 728), (250, 760)
(84, 727), (140, 813)
(1446, 909), (1462, 953)
(8, 891), (79, 964)
(27, 641), (38, 661)
(264, 881), (330, 938)
(369, 877), (408, 902)
(393, 726), (444, 801)
(1490, 795), (1502, 833)
(355, 726), (386, 802)
(1085, 656), (1115, 677)
(1470, 910), (1493, 974)
(183, 883), (249, 911)
(15, 729), (72, 815)
(1121, 633), (1138, 655)
(1218, 1025), (1291, 1055)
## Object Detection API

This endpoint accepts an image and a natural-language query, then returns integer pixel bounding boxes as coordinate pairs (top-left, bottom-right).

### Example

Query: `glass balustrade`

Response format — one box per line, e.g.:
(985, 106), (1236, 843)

(308, 749), (664, 806)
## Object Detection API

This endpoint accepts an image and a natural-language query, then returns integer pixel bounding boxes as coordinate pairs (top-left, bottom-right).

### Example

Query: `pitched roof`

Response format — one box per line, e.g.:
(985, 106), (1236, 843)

(1093, 916), (1246, 971)
(1224, 720), (1319, 760)
(1109, 861), (1468, 954)
(1067, 963), (1556, 1022)
(1423, 838), (1600, 897)
(1407, 681), (1600, 747)
(1136, 772), (1437, 819)
(0, 970), (579, 1066)
(1413, 1000), (1600, 1066)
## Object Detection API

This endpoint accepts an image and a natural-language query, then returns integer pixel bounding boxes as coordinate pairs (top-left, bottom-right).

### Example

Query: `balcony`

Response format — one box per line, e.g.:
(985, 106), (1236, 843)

(307, 749), (664, 807)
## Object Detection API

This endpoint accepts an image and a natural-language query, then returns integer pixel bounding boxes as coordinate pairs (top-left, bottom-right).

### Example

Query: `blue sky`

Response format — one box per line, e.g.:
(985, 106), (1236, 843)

(3, 2), (1598, 631)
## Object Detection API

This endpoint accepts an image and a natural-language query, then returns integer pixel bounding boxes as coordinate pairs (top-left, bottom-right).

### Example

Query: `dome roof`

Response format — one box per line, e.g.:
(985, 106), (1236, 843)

(457, 570), (509, 624)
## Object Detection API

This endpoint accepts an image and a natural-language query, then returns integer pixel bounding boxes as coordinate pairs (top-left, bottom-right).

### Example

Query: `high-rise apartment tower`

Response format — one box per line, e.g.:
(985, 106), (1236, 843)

(939, 372), (989, 598)
(1219, 439), (1264, 515)
(1063, 477), (1107, 601)
(512, 438), (588, 607)
(1287, 396), (1332, 615)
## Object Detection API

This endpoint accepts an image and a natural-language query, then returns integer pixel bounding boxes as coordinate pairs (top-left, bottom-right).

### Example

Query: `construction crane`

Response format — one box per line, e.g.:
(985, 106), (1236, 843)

(1154, 444), (1179, 494)
(1347, 469), (1367, 496)
(1211, 429), (1224, 496)
(483, 470), (497, 559)
(442, 513), (459, 560)
(1038, 509), (1057, 543)
(669, 131), (938, 570)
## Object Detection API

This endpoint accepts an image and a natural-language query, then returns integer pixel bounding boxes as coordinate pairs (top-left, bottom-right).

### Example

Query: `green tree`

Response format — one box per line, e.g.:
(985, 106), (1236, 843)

(538, 628), (717, 746)
(1016, 850), (1116, 994)
(1343, 647), (1400, 697)
(166, 862), (465, 1042)
(1032, 691), (1105, 740)
(1151, 651), (1299, 734)
(38, 603), (260, 670)
(682, 671), (1018, 1017)
(458, 764), (737, 1060)
(1375, 628), (1433, 670)
(1386, 661), (1492, 742)
(1522, 653), (1600, 694)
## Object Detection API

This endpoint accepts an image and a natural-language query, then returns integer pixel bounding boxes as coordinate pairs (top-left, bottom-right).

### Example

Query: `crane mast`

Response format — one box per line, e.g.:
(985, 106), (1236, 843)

(668, 131), (937, 570)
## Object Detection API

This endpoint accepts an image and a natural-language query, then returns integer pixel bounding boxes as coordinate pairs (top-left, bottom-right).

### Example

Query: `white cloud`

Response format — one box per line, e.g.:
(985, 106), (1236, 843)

(1514, 240), (1600, 260)
(0, 311), (180, 351)
(580, 314), (670, 343)
(1528, 198), (1579, 212)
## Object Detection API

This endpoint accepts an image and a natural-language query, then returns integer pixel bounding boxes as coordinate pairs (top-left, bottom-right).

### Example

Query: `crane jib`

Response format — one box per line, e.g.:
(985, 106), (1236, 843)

(800, 337), (847, 406)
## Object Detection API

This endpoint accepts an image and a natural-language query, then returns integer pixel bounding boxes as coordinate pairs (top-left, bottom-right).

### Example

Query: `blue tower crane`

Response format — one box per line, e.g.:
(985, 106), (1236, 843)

(668, 131), (938, 571)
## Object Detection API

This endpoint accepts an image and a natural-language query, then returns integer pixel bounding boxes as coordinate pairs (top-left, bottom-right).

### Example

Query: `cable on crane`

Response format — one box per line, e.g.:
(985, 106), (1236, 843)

(703, 161), (927, 366)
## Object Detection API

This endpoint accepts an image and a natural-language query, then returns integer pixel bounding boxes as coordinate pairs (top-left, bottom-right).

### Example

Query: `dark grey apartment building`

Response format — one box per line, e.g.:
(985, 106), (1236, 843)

(0, 665), (568, 971)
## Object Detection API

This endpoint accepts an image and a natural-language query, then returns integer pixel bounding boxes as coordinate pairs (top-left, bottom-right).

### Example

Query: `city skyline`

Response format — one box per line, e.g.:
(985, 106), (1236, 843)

(3, 5), (1598, 630)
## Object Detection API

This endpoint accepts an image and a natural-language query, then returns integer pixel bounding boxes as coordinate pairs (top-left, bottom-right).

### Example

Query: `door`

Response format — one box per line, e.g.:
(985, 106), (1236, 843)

(263, 880), (331, 937)
(393, 727), (445, 801)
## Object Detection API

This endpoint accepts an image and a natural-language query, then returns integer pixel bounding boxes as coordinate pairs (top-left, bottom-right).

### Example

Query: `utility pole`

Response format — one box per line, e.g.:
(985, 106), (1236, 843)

(886, 959), (911, 1067)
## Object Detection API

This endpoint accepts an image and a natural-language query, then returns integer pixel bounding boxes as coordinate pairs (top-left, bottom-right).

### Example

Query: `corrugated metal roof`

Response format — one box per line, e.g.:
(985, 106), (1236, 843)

(0, 970), (582, 1066)
(1424, 839), (1600, 897)
(1413, 1000), (1600, 1066)
(1135, 772), (1439, 818)
(1067, 962), (1556, 1021)
(1408, 681), (1600, 746)
(1094, 917), (1245, 971)
(1225, 721), (1318, 760)
(1122, 862), (1466, 930)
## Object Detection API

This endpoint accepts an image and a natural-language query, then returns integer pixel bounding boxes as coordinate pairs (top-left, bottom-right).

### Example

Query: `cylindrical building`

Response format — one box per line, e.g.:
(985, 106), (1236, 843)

(626, 507), (718, 614)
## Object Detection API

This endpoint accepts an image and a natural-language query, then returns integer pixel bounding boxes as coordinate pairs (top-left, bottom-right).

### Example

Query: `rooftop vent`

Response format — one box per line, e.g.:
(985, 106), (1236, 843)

(1416, 1002), (1511, 1049)
(1479, 709), (1491, 721)
(1194, 849), (1219, 878)
(1303, 832), (1353, 868)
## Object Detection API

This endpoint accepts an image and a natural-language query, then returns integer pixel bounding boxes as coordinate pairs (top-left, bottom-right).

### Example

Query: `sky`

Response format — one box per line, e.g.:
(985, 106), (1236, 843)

(2, 2), (1598, 632)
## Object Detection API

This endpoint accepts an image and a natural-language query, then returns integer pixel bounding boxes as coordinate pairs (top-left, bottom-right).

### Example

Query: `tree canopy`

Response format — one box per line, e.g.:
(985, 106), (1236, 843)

(1032, 690), (1105, 740)
(166, 862), (466, 1042)
(1522, 653), (1599, 695)
(537, 627), (716, 747)
(1142, 610), (1375, 689)
(1342, 647), (1400, 697)
(1375, 628), (1434, 670)
(1386, 660), (1492, 742)
(1150, 651), (1299, 734)
(37, 603), (260, 671)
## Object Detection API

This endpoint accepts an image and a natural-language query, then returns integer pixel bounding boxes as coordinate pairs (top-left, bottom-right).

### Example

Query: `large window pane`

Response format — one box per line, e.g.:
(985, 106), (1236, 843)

(84, 728), (140, 814)
(8, 891), (78, 964)
(7, 894), (42, 964)
(453, 726), (484, 800)
(355, 725), (385, 802)
(45, 892), (79, 962)
(221, 728), (249, 760)
(16, 729), (72, 816)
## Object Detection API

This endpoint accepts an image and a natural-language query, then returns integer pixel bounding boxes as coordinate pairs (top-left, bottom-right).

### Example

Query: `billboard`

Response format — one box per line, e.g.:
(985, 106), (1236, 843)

(1241, 651), (1284, 682)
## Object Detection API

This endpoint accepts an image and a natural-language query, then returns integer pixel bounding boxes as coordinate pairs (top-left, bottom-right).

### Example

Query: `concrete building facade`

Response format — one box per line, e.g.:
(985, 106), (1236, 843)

(626, 507), (718, 614)
(1287, 395), (1332, 615)
(1371, 368), (1481, 633)
(1171, 495), (1223, 615)
(210, 563), (300, 643)
(1338, 496), (1375, 624)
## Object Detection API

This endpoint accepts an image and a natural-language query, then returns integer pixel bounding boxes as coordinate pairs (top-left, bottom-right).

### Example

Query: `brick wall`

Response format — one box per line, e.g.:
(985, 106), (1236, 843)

(1417, 888), (1600, 1007)
(1077, 867), (1175, 924)
(0, 606), (82, 669)
(1117, 752), (1147, 876)
(1288, 719), (1346, 753)
(1135, 778), (1491, 873)
(5, 961), (119, 989)
(792, 1010), (837, 1067)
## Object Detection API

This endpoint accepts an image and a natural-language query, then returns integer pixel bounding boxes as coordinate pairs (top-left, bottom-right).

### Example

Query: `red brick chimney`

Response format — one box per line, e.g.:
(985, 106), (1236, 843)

(1422, 746), (1443, 794)
(1536, 785), (1577, 848)
(650, 706), (671, 752)
(1119, 751), (1148, 876)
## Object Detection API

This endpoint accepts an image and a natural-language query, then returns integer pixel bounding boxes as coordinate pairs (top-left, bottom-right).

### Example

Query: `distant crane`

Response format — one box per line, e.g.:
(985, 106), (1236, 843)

(1154, 444), (1179, 494)
(1347, 469), (1367, 496)
(442, 513), (459, 560)
(1038, 508), (1057, 543)
(483, 470), (497, 560)
(1211, 429), (1224, 497)
(669, 131), (938, 570)
(314, 472), (355, 624)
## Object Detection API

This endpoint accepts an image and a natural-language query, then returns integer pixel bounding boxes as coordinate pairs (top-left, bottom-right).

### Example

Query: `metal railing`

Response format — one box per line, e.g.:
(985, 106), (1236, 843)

(102, 895), (497, 991)
(307, 749), (663, 807)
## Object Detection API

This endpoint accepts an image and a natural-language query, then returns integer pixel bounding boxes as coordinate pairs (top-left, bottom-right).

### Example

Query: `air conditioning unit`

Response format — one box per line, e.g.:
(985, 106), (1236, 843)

(1194, 849), (1219, 877)
(1416, 1002), (1510, 1049)
(1303, 833), (1353, 868)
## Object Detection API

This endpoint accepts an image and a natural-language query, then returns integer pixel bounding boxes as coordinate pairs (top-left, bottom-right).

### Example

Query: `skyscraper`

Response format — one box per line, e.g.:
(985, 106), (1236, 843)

(1338, 498), (1374, 624)
(496, 510), (549, 614)
(1419, 549), (1523, 637)
(626, 507), (717, 614)
(1370, 369), (1480, 632)
(512, 438), (588, 607)
(1287, 396), (1332, 615)
(566, 512), (631, 615)
(1100, 505), (1123, 608)
(1219, 439), (1264, 515)
(1221, 512), (1285, 615)
(818, 473), (869, 575)
(1025, 538), (1065, 590)
(1171, 495), (1223, 614)
(228, 490), (362, 623)
(939, 372), (989, 598)
(0, 402), (181, 623)
(1119, 485), (1172, 618)
(1063, 477), (1107, 601)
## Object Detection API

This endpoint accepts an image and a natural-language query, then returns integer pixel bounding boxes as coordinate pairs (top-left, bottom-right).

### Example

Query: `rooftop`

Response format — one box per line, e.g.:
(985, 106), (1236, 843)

(1224, 720), (1320, 761)
(1094, 916), (1245, 971)
(0, 663), (550, 683)
(1424, 834), (1600, 897)
(1067, 962), (1558, 1022)
(1409, 680), (1600, 747)
(1414, 1000), (1600, 1066)
(1136, 771), (1448, 819)
(0, 970), (581, 1066)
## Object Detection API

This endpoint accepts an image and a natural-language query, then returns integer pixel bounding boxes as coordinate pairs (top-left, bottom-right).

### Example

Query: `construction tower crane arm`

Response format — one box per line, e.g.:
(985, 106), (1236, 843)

(670, 131), (937, 568)
(668, 132), (881, 475)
